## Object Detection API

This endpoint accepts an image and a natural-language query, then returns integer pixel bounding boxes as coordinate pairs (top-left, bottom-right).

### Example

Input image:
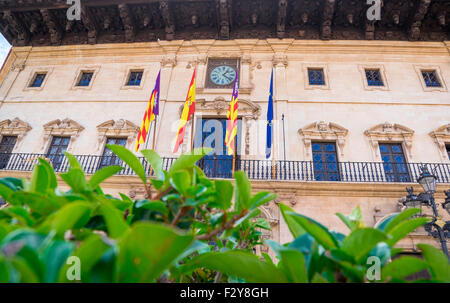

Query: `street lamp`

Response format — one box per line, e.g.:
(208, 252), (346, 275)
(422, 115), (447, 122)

(404, 166), (450, 260)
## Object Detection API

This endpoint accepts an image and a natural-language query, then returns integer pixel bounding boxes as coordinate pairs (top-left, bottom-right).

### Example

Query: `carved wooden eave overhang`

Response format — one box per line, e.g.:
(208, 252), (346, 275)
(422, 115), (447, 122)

(0, 0), (449, 47)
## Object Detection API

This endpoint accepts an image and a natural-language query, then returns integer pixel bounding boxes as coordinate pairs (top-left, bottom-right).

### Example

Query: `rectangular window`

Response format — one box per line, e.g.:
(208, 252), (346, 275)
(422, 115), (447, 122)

(0, 136), (17, 169)
(29, 73), (47, 88)
(307, 69), (325, 85)
(421, 70), (441, 88)
(379, 143), (410, 182)
(47, 136), (70, 171)
(100, 138), (127, 168)
(312, 142), (340, 181)
(446, 144), (450, 160)
(127, 71), (143, 86)
(365, 69), (384, 86)
(77, 72), (94, 87)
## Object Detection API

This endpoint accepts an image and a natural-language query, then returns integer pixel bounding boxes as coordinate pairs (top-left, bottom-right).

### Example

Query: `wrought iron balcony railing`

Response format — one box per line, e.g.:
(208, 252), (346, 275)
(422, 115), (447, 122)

(0, 152), (449, 184)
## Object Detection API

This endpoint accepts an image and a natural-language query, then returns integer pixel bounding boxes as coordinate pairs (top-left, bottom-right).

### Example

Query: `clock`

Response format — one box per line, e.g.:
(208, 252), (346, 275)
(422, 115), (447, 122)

(210, 65), (236, 86)
(205, 59), (239, 89)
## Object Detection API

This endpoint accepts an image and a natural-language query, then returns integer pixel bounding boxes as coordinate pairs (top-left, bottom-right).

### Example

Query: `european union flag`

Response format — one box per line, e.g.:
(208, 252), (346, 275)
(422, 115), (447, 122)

(266, 69), (274, 159)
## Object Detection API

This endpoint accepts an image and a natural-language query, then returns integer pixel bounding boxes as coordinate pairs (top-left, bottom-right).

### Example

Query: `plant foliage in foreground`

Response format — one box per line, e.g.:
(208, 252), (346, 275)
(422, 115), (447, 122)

(0, 145), (448, 283)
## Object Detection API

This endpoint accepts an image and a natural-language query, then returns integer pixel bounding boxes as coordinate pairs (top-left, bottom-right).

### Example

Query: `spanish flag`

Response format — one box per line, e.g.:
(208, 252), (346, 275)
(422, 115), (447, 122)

(173, 70), (196, 153)
(225, 70), (239, 156)
(135, 70), (161, 152)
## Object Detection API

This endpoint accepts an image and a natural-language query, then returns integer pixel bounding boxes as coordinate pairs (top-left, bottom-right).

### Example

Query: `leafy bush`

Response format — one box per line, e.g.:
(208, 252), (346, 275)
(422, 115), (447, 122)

(0, 145), (448, 283)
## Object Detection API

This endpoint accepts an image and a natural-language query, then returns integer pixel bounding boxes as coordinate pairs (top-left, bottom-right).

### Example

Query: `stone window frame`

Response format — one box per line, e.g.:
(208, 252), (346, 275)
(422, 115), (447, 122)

(41, 118), (85, 154)
(302, 64), (330, 90)
(0, 118), (32, 152)
(429, 124), (450, 163)
(414, 65), (447, 92)
(358, 64), (390, 91)
(364, 122), (415, 162)
(179, 97), (261, 157)
(120, 66), (148, 91)
(298, 121), (349, 161)
(71, 66), (100, 91)
(96, 119), (140, 153)
(23, 67), (53, 91)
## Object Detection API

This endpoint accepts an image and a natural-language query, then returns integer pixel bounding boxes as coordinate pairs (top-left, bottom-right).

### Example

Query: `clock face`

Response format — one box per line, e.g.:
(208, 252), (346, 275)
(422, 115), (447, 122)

(210, 65), (236, 86)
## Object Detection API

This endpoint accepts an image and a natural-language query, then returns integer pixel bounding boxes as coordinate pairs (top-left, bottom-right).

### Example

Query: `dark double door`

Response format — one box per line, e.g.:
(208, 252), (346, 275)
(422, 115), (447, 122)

(195, 118), (241, 178)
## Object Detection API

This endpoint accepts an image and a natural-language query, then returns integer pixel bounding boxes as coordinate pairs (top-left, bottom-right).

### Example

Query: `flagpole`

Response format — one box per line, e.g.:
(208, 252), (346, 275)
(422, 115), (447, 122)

(190, 118), (195, 151)
(144, 120), (153, 150)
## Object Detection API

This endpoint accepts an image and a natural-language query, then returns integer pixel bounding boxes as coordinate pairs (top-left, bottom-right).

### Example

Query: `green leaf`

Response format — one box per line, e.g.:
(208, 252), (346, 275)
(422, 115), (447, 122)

(134, 200), (168, 215)
(169, 170), (191, 196)
(382, 208), (421, 233)
(29, 163), (49, 194)
(47, 202), (92, 237)
(41, 240), (74, 283)
(176, 250), (288, 283)
(386, 217), (429, 247)
(211, 180), (233, 210)
(169, 148), (212, 175)
(280, 203), (305, 238)
(88, 166), (123, 189)
(60, 169), (88, 194)
(107, 144), (146, 184)
(285, 212), (338, 250)
(341, 228), (387, 262)
(255, 218), (271, 230)
(11, 192), (62, 216)
(59, 234), (111, 282)
(233, 208), (261, 227)
(417, 244), (450, 282)
(381, 256), (429, 282)
(0, 183), (14, 201)
(64, 152), (83, 171)
(234, 171), (251, 211)
(38, 158), (57, 190)
(10, 258), (40, 282)
(1, 206), (35, 227)
(279, 249), (308, 283)
(336, 206), (365, 231)
(250, 192), (277, 210)
(116, 222), (194, 282)
(141, 150), (163, 179)
(99, 199), (129, 239)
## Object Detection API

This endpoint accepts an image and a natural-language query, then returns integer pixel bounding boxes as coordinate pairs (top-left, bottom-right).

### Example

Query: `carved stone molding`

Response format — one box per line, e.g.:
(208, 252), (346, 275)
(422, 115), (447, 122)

(0, 118), (32, 149)
(429, 124), (450, 161)
(42, 118), (84, 152)
(191, 97), (261, 119)
(364, 122), (415, 160)
(96, 119), (140, 152)
(298, 121), (349, 158)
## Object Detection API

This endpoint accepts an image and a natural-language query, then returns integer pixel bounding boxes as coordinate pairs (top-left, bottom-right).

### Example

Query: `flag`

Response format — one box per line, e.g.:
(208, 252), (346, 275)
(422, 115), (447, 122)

(173, 70), (196, 153)
(225, 70), (239, 156)
(135, 70), (161, 152)
(266, 69), (274, 159)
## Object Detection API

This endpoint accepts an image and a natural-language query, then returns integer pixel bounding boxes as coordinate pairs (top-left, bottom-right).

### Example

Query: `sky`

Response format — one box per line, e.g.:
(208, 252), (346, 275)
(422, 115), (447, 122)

(0, 33), (11, 67)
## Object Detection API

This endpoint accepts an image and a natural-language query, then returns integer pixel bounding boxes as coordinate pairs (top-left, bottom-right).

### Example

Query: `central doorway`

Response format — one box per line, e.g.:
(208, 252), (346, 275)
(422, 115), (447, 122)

(194, 118), (242, 178)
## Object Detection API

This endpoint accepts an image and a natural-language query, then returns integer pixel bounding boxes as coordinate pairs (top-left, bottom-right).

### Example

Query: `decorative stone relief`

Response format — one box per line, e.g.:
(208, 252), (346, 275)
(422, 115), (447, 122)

(364, 122), (414, 160)
(0, 118), (32, 150)
(193, 97), (261, 119)
(96, 119), (140, 152)
(42, 118), (84, 152)
(298, 121), (349, 158)
(429, 124), (450, 161)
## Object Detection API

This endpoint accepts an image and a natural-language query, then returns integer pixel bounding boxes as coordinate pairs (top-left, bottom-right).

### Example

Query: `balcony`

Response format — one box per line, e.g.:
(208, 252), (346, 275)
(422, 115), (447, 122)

(0, 152), (449, 184)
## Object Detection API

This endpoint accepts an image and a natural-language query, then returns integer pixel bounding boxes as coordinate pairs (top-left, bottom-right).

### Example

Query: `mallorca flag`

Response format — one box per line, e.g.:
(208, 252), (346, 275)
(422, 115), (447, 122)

(173, 70), (196, 153)
(266, 69), (274, 159)
(135, 70), (161, 152)
(225, 70), (239, 156)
